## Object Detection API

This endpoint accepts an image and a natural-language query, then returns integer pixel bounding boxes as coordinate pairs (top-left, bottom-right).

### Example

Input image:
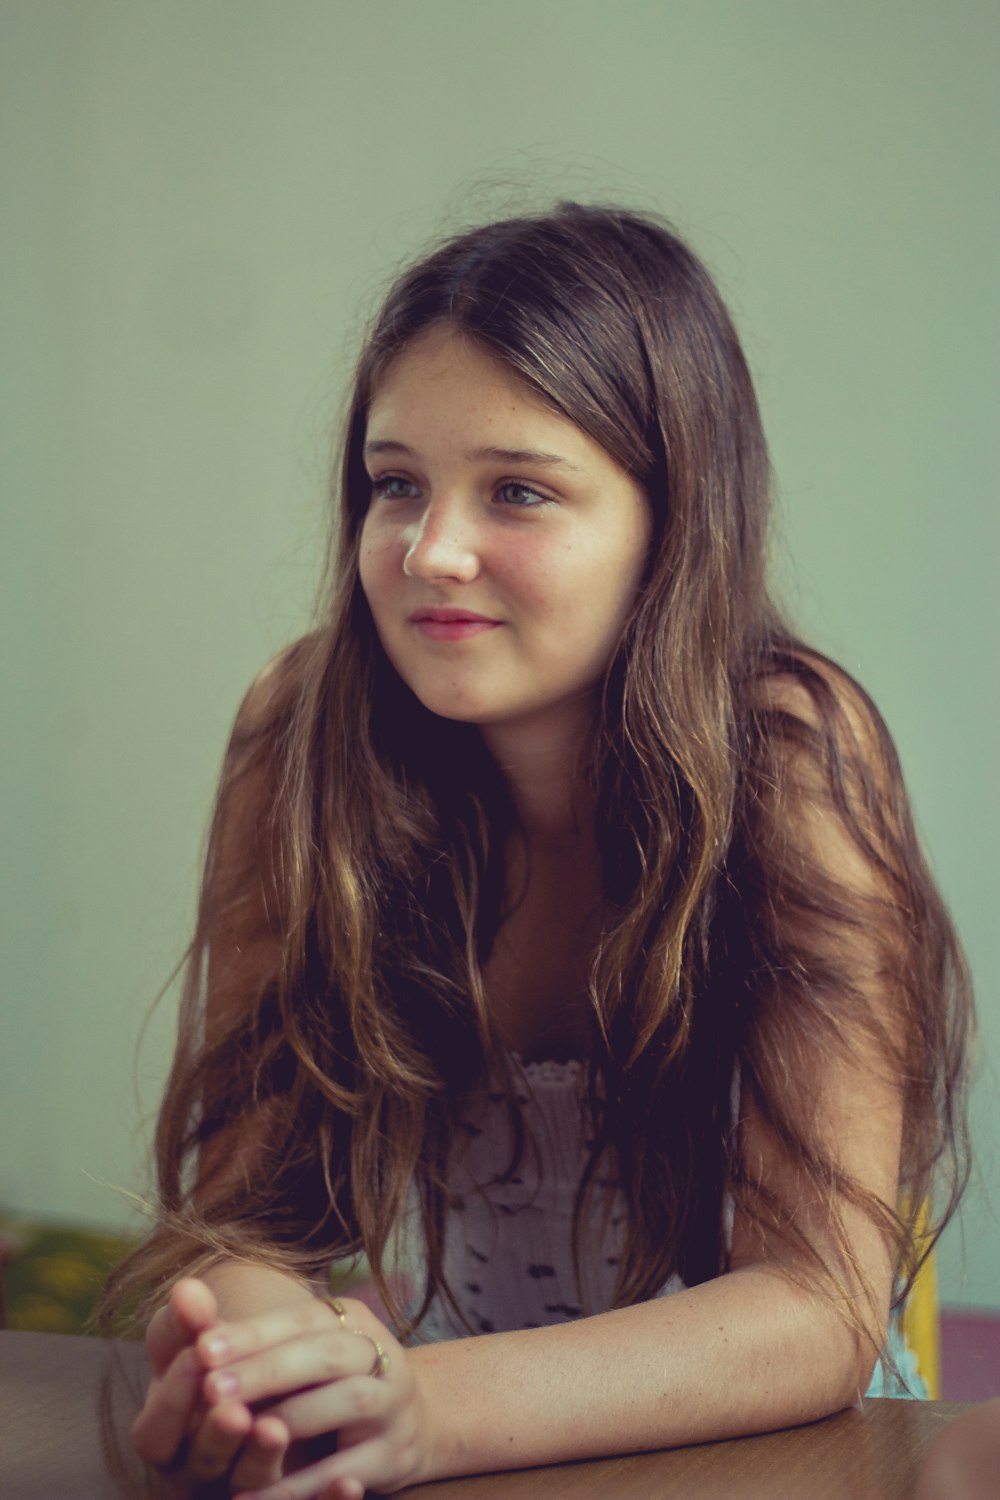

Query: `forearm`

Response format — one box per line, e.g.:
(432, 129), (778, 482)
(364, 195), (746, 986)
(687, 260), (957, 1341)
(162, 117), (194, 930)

(409, 1265), (869, 1482)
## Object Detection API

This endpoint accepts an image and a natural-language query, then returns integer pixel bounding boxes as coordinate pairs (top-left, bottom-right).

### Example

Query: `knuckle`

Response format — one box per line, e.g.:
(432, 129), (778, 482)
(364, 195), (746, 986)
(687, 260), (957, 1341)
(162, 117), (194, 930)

(258, 1350), (283, 1389)
(385, 1435), (418, 1486)
(352, 1380), (378, 1416)
(297, 1299), (327, 1334)
(317, 1333), (349, 1380)
(394, 1429), (416, 1460)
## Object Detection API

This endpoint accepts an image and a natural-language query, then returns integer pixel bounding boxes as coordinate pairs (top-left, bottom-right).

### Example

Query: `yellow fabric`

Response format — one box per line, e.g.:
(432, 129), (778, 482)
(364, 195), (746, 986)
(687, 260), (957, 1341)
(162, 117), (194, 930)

(901, 1215), (940, 1399)
(0, 1217), (136, 1334)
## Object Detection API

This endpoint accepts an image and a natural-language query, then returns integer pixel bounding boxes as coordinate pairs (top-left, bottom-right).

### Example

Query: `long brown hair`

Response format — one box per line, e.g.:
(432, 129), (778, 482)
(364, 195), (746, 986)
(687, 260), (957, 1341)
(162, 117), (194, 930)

(102, 204), (972, 1353)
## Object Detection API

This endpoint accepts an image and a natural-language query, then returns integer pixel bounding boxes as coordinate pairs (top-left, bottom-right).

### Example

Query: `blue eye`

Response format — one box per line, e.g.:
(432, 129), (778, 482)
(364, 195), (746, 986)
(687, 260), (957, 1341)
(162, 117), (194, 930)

(371, 475), (418, 500)
(497, 481), (549, 508)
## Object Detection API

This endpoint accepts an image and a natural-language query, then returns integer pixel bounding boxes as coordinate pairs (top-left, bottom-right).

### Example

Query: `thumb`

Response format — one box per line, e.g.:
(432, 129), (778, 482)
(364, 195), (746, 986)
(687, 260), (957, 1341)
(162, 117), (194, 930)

(146, 1277), (218, 1375)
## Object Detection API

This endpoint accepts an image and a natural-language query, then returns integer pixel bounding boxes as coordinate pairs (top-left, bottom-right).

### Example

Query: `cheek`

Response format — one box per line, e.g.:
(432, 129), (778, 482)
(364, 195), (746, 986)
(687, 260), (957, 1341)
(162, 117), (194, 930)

(358, 527), (395, 610)
(496, 535), (576, 613)
(521, 539), (638, 626)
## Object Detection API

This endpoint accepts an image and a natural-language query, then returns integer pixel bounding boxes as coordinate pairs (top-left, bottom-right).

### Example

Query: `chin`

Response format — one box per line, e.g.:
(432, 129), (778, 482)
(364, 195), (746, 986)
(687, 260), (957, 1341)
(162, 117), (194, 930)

(398, 679), (489, 724)
(418, 697), (495, 726)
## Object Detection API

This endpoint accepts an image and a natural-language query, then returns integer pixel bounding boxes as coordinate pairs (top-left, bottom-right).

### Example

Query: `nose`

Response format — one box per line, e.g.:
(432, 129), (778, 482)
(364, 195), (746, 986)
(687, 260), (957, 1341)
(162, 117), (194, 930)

(402, 499), (481, 583)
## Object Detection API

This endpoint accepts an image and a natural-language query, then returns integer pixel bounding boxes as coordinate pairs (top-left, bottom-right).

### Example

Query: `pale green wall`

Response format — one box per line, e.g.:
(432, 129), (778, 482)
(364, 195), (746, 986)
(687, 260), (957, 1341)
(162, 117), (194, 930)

(2, 1), (996, 1309)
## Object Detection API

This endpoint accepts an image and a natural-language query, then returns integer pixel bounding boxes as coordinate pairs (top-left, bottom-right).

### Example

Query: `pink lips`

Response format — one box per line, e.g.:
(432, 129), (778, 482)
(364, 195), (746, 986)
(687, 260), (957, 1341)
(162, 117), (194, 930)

(410, 607), (501, 642)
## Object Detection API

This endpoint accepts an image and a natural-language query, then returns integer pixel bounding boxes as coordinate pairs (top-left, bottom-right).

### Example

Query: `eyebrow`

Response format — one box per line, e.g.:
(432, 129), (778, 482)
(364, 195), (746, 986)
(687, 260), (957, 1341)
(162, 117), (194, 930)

(362, 439), (585, 473)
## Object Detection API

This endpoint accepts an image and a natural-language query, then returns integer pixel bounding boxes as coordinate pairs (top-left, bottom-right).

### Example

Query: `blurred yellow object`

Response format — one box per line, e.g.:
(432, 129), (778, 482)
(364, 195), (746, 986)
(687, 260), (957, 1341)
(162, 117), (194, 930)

(902, 1208), (940, 1399)
(0, 1216), (137, 1334)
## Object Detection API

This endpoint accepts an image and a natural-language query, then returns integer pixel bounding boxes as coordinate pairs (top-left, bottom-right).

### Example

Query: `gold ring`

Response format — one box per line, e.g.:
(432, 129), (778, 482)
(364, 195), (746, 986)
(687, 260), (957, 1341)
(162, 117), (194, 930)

(351, 1327), (390, 1379)
(323, 1295), (348, 1329)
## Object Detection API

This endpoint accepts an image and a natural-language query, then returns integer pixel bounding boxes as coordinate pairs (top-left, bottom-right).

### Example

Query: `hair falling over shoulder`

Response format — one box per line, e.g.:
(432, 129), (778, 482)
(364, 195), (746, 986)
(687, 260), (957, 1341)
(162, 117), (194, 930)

(101, 204), (973, 1356)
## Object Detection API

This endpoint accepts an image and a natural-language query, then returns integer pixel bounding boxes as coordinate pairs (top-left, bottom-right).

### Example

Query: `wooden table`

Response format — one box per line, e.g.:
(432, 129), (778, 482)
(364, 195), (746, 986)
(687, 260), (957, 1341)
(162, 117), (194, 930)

(0, 1329), (968, 1499)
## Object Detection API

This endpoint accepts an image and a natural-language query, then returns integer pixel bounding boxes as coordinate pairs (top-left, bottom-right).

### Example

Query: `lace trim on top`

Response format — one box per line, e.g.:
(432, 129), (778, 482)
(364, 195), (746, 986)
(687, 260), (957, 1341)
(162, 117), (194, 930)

(510, 1051), (584, 1087)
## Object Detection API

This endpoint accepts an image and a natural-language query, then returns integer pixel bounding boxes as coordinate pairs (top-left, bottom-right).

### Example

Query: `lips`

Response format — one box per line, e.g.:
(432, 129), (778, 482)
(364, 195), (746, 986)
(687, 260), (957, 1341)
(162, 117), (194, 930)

(411, 607), (495, 623)
(410, 607), (501, 641)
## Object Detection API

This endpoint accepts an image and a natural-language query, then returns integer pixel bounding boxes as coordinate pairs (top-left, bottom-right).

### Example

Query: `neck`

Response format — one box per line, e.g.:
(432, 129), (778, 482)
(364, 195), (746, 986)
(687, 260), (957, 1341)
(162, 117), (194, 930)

(480, 700), (597, 849)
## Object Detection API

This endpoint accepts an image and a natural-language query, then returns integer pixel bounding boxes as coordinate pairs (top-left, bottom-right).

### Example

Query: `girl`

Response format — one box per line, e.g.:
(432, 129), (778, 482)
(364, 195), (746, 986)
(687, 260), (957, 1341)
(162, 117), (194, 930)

(104, 203), (972, 1499)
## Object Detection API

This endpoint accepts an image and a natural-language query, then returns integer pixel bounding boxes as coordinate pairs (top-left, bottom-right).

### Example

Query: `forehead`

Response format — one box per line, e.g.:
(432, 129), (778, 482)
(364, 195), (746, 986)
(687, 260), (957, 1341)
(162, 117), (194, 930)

(369, 326), (542, 414)
(365, 325), (607, 477)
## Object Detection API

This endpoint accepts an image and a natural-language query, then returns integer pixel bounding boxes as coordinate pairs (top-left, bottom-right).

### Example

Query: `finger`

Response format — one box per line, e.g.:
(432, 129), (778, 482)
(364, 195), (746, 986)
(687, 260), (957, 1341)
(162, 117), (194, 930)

(320, 1481), (365, 1500)
(147, 1279), (219, 1375)
(266, 1375), (391, 1442)
(184, 1398), (254, 1482)
(233, 1435), (386, 1500)
(228, 1415), (291, 1492)
(131, 1346), (206, 1466)
(197, 1294), (384, 1375)
(202, 1326), (379, 1408)
(197, 1295), (339, 1373)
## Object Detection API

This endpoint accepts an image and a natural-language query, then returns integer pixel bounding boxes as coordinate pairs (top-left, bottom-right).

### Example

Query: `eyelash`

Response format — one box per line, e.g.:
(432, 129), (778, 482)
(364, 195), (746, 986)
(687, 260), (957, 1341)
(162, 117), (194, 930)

(369, 475), (418, 502)
(369, 475), (553, 509)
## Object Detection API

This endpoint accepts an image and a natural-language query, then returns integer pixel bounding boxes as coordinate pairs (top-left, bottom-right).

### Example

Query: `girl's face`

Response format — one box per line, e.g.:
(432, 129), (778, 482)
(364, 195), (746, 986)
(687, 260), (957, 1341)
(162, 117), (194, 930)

(359, 326), (652, 741)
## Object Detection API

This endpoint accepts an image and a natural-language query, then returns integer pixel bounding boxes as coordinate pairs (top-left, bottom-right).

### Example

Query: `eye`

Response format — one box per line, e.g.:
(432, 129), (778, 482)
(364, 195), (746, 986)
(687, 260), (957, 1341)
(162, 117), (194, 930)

(370, 474), (419, 501)
(495, 481), (552, 508)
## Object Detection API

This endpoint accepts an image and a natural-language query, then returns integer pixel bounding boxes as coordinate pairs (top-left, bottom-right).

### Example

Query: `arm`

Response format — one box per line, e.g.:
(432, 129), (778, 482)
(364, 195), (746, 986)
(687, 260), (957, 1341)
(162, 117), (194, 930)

(410, 957), (902, 1477)
(192, 1073), (897, 1499)
(414, 660), (907, 1474)
(203, 1029), (898, 1496)
(409, 1263), (876, 1475)
(194, 663), (908, 1498)
(190, 1252), (876, 1500)
(131, 651), (343, 1492)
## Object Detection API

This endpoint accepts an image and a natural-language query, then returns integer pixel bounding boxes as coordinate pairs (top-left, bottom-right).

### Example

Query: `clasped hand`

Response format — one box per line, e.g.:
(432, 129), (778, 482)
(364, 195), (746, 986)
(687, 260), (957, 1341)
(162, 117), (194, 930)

(131, 1278), (427, 1499)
